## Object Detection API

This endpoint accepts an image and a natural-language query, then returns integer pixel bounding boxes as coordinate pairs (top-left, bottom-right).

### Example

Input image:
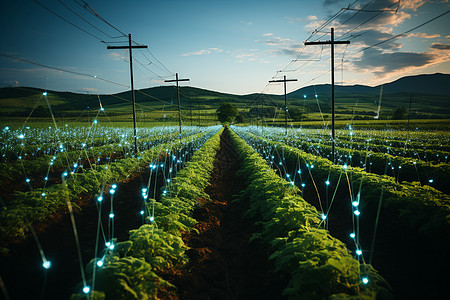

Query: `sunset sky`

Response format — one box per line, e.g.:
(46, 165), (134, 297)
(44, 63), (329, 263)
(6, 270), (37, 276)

(1, 0), (449, 95)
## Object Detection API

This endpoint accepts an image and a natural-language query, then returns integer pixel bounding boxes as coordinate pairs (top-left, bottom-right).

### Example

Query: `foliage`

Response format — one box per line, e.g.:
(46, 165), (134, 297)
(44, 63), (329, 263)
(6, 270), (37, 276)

(216, 103), (238, 124)
(228, 129), (391, 299)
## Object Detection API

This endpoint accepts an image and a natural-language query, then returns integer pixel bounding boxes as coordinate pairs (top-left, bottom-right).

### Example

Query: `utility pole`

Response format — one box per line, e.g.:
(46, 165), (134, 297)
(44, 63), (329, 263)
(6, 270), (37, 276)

(269, 75), (297, 136)
(107, 34), (147, 153)
(165, 73), (190, 140)
(305, 28), (350, 163)
(407, 95), (413, 130)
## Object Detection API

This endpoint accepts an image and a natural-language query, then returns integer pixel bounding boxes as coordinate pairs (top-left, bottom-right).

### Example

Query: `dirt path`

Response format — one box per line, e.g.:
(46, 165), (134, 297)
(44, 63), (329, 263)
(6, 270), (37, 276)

(163, 128), (285, 299)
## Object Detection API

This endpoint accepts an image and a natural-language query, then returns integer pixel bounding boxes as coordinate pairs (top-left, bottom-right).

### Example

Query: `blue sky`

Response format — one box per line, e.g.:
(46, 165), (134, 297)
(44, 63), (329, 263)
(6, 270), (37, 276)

(1, 0), (449, 95)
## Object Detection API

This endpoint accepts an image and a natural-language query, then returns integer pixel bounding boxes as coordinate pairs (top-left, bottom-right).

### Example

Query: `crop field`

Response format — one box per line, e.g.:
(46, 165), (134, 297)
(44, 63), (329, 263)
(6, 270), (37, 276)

(0, 118), (448, 300)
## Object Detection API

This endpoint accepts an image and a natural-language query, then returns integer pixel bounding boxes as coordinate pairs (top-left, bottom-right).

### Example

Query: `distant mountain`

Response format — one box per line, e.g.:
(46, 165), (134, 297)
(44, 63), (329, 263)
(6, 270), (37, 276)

(288, 73), (450, 97)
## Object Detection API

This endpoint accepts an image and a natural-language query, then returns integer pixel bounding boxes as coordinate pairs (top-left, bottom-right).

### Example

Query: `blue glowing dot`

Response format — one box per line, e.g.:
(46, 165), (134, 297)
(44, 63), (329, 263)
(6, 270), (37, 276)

(26, 178), (30, 183)
(310, 165), (314, 169)
(44, 176), (48, 181)
(93, 119), (98, 124)
(167, 179), (171, 183)
(303, 94), (306, 98)
(140, 210), (144, 215)
(112, 184), (117, 189)
(352, 201), (359, 207)
(142, 188), (147, 193)
(97, 196), (103, 202)
(321, 214), (327, 220)
(18, 134), (25, 139)
(62, 172), (68, 177)
(356, 249), (362, 255)
(301, 183), (305, 187)
(100, 107), (104, 111)
(105, 242), (111, 247)
(149, 216), (154, 222)
(354, 210), (360, 216)
(42, 260), (51, 269)
(109, 244), (115, 250)
(315, 94), (318, 97)
(41, 193), (46, 197)
(109, 213), (114, 219)
(350, 233), (356, 238)
(97, 260), (104, 267)
(4, 126), (9, 131)
(43, 92), (47, 96)
(286, 174), (290, 178)
(362, 277), (369, 284)
(325, 180), (330, 185)
(343, 164), (348, 169)
(109, 189), (115, 195)
(297, 170), (301, 174)
(428, 179), (434, 183)
(83, 286), (90, 294)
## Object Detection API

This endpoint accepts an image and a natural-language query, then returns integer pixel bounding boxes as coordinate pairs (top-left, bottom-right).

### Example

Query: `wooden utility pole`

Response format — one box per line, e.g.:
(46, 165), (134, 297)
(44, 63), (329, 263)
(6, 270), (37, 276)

(107, 34), (147, 153)
(165, 73), (190, 139)
(305, 28), (350, 163)
(269, 75), (297, 135)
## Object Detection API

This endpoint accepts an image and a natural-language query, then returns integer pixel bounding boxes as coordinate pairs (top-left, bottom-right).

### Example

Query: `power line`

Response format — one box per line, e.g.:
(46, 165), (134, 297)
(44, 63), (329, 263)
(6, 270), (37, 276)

(358, 9), (450, 52)
(0, 52), (130, 89)
(72, 0), (127, 37)
(56, 0), (121, 40)
(32, 0), (105, 42)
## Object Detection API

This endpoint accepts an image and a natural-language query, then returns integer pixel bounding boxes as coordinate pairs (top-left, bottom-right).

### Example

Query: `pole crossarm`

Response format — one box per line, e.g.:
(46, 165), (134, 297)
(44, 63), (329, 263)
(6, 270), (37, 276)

(106, 45), (148, 49)
(304, 28), (350, 163)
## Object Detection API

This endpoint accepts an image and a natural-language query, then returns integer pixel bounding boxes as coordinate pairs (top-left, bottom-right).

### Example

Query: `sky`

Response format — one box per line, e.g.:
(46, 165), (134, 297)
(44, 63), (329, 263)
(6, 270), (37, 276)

(0, 0), (449, 95)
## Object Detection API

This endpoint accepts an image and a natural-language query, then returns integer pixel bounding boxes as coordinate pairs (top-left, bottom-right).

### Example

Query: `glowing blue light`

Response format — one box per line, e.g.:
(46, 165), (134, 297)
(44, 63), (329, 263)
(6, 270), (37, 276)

(93, 119), (98, 124)
(142, 188), (147, 193)
(354, 210), (361, 216)
(4, 126), (9, 131)
(18, 134), (25, 139)
(26, 178), (30, 183)
(343, 164), (348, 169)
(109, 213), (114, 219)
(41, 193), (46, 197)
(109, 189), (115, 195)
(301, 183), (305, 187)
(149, 216), (154, 222)
(43, 92), (47, 96)
(44, 176), (48, 181)
(105, 242), (111, 247)
(362, 277), (369, 284)
(140, 210), (144, 215)
(97, 260), (104, 267)
(352, 201), (359, 207)
(112, 184), (117, 189)
(350, 233), (356, 238)
(315, 94), (318, 97)
(356, 249), (362, 255)
(42, 260), (51, 269)
(428, 179), (434, 183)
(310, 165), (314, 169)
(297, 170), (301, 174)
(62, 172), (68, 177)
(325, 180), (330, 185)
(109, 244), (115, 250)
(286, 174), (290, 178)
(100, 107), (104, 111)
(303, 94), (306, 98)
(97, 196), (103, 202)
(167, 179), (171, 183)
(83, 286), (90, 294)
(321, 214), (327, 220)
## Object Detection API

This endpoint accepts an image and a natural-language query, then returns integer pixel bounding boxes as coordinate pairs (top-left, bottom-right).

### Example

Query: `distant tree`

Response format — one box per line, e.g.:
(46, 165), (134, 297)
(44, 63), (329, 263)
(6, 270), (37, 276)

(216, 103), (238, 123)
(392, 107), (407, 120)
(235, 113), (245, 123)
(288, 107), (303, 121)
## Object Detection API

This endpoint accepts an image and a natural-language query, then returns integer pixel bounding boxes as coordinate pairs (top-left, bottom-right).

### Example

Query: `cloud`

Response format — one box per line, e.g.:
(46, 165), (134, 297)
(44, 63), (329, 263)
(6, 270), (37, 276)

(263, 33), (274, 36)
(3, 80), (19, 87)
(407, 32), (441, 39)
(182, 48), (223, 56)
(240, 21), (252, 25)
(232, 49), (269, 63)
(109, 52), (126, 61)
(431, 43), (450, 50)
(77, 87), (99, 93)
(264, 36), (296, 46)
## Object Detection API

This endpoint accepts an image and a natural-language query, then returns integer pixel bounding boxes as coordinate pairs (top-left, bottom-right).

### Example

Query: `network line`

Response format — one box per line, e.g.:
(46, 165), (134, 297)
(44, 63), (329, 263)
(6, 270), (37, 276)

(0, 53), (130, 89)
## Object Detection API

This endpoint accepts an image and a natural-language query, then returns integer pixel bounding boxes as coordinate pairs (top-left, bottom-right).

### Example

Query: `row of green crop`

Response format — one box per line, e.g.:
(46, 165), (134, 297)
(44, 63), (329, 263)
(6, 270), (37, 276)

(0, 129), (216, 243)
(254, 126), (450, 162)
(228, 128), (391, 299)
(70, 128), (224, 299)
(244, 128), (450, 194)
(0, 130), (187, 189)
(235, 129), (450, 242)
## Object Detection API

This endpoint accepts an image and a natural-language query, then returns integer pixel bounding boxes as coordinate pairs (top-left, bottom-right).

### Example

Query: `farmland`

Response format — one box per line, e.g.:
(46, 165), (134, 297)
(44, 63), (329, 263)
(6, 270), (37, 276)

(0, 112), (449, 299)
